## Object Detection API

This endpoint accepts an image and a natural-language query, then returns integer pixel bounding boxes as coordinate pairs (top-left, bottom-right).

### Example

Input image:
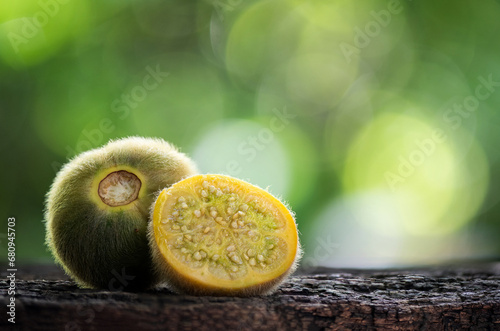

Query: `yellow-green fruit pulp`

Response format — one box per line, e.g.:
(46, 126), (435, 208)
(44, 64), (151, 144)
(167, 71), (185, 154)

(149, 174), (301, 296)
(45, 137), (197, 290)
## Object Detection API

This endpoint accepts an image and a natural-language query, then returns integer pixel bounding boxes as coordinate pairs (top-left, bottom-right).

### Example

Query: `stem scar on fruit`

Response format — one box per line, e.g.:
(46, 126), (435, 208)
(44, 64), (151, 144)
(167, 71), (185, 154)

(89, 165), (148, 212)
(98, 170), (142, 207)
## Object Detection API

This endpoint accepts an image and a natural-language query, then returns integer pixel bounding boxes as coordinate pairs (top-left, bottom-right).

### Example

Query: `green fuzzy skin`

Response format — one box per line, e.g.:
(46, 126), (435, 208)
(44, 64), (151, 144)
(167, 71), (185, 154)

(45, 137), (197, 291)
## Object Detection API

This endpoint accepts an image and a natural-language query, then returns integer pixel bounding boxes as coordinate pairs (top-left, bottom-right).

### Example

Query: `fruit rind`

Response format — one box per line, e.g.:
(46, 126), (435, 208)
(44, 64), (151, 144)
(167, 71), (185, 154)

(148, 174), (301, 296)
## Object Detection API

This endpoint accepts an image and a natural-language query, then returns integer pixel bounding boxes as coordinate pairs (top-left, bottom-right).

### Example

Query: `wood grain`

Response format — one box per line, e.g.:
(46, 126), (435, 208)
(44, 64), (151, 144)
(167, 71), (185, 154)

(1, 263), (500, 330)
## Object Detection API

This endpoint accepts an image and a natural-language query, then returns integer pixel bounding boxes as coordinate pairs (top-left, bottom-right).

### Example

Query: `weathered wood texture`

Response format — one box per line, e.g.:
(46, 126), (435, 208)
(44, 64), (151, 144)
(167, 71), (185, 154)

(1, 263), (500, 330)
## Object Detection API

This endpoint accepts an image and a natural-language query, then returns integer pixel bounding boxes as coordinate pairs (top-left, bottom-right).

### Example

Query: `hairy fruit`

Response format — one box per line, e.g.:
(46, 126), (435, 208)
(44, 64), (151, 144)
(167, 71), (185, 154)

(45, 137), (197, 290)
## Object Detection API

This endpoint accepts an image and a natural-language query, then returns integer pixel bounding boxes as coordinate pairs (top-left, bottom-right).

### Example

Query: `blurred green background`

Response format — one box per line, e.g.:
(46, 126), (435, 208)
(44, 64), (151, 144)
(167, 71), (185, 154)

(1, 0), (500, 268)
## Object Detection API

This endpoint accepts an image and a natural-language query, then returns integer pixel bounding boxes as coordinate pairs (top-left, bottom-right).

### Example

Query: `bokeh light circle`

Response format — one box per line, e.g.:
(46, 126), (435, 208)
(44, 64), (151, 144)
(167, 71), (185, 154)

(343, 112), (489, 236)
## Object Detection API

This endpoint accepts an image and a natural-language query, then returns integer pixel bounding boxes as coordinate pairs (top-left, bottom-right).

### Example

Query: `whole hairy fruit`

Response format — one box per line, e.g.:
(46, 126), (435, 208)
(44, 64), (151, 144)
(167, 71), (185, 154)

(45, 136), (197, 290)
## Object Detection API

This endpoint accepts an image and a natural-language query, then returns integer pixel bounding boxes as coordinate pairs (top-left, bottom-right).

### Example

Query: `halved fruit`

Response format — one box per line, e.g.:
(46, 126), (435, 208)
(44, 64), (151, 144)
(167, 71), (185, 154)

(149, 174), (301, 296)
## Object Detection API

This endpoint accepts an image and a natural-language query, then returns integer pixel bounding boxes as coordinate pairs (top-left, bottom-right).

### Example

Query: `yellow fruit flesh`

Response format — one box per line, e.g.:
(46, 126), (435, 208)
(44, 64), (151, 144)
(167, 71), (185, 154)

(152, 174), (298, 293)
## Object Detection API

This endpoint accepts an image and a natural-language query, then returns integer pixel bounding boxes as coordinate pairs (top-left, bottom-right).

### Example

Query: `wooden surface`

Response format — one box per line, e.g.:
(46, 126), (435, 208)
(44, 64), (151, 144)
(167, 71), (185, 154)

(1, 263), (500, 330)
